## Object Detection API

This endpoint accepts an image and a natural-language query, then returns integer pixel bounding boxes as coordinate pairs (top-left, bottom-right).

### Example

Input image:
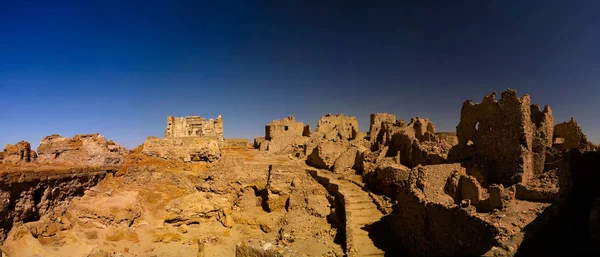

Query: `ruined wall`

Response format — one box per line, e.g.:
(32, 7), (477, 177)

(448, 89), (553, 186)
(37, 134), (126, 166)
(165, 115), (223, 138)
(142, 136), (221, 162)
(387, 164), (500, 256)
(373, 117), (450, 168)
(0, 167), (111, 241)
(369, 113), (396, 147)
(553, 117), (597, 152)
(265, 116), (306, 140)
(2, 141), (37, 164)
(315, 114), (359, 141)
(255, 116), (311, 153)
(144, 115), (224, 162)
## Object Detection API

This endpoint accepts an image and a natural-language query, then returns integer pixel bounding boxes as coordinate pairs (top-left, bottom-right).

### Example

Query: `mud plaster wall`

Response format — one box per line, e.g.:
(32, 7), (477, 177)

(553, 117), (594, 151)
(265, 116), (306, 141)
(316, 114), (359, 140)
(451, 90), (553, 186)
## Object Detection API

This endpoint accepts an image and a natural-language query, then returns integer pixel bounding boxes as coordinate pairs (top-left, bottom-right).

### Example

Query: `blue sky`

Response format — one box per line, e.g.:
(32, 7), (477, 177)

(1, 1), (599, 149)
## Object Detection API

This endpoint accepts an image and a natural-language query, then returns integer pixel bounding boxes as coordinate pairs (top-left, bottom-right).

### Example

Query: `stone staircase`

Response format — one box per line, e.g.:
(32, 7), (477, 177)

(308, 170), (385, 257)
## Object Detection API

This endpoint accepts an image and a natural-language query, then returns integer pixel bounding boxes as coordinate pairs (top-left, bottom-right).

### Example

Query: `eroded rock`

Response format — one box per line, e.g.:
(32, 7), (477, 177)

(2, 141), (36, 164)
(37, 134), (125, 166)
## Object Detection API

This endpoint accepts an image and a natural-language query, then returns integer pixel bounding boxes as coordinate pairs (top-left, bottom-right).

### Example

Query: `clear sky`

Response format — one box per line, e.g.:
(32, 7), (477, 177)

(1, 1), (599, 149)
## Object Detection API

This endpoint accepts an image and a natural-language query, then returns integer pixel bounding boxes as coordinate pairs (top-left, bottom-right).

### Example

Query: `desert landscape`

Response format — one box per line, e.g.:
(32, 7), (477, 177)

(0, 89), (598, 257)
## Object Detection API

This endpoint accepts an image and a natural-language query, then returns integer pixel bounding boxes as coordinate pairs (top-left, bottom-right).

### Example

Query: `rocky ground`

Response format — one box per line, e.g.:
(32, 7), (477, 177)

(0, 144), (345, 257)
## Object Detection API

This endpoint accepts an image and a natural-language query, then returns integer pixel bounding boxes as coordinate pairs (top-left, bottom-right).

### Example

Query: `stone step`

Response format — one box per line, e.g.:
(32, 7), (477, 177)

(352, 215), (383, 225)
(353, 242), (386, 255)
(350, 210), (385, 219)
(346, 204), (379, 211)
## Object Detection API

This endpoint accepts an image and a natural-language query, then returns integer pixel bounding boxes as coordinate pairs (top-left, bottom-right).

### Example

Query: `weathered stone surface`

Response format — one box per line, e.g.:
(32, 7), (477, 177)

(435, 132), (458, 146)
(314, 114), (359, 141)
(387, 163), (500, 256)
(372, 161), (410, 197)
(448, 89), (554, 186)
(235, 240), (306, 257)
(0, 167), (110, 241)
(165, 115), (224, 147)
(305, 141), (346, 170)
(373, 117), (452, 168)
(553, 117), (597, 152)
(143, 115), (224, 162)
(332, 146), (358, 174)
(255, 116), (310, 154)
(458, 175), (485, 205)
(265, 116), (307, 140)
(369, 113), (396, 147)
(164, 192), (231, 225)
(2, 141), (37, 164)
(142, 136), (221, 162)
(488, 184), (506, 209)
(37, 134), (125, 166)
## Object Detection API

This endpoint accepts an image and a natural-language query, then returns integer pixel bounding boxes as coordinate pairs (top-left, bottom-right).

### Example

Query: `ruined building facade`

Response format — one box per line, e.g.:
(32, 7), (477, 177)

(165, 115), (224, 147)
(143, 115), (224, 162)
(448, 89), (554, 186)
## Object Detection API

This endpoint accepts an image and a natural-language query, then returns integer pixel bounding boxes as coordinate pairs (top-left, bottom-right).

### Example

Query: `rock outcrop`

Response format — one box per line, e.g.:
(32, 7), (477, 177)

(37, 134), (125, 166)
(2, 141), (37, 164)
(0, 167), (112, 241)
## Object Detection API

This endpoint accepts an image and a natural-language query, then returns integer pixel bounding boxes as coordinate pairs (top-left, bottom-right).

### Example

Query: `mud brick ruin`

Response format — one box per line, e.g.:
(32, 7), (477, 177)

(448, 89), (554, 186)
(1, 89), (600, 257)
(143, 115), (224, 162)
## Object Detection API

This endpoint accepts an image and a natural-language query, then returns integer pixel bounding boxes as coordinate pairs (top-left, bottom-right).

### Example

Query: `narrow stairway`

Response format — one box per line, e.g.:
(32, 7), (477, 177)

(308, 170), (386, 257)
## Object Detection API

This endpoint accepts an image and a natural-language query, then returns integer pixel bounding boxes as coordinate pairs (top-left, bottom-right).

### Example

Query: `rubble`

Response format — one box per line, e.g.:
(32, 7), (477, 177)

(37, 134), (125, 166)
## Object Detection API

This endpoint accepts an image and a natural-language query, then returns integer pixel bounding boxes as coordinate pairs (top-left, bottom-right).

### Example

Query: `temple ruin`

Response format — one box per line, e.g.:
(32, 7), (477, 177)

(143, 115), (224, 162)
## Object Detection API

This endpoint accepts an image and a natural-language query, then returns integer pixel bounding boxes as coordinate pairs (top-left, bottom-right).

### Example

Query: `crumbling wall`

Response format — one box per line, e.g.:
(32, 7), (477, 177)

(369, 113), (396, 147)
(448, 89), (553, 186)
(37, 134), (125, 166)
(2, 141), (37, 164)
(376, 117), (451, 168)
(255, 116), (310, 153)
(387, 164), (500, 256)
(265, 116), (307, 140)
(314, 114), (359, 141)
(143, 115), (224, 162)
(553, 117), (597, 152)
(142, 136), (221, 162)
